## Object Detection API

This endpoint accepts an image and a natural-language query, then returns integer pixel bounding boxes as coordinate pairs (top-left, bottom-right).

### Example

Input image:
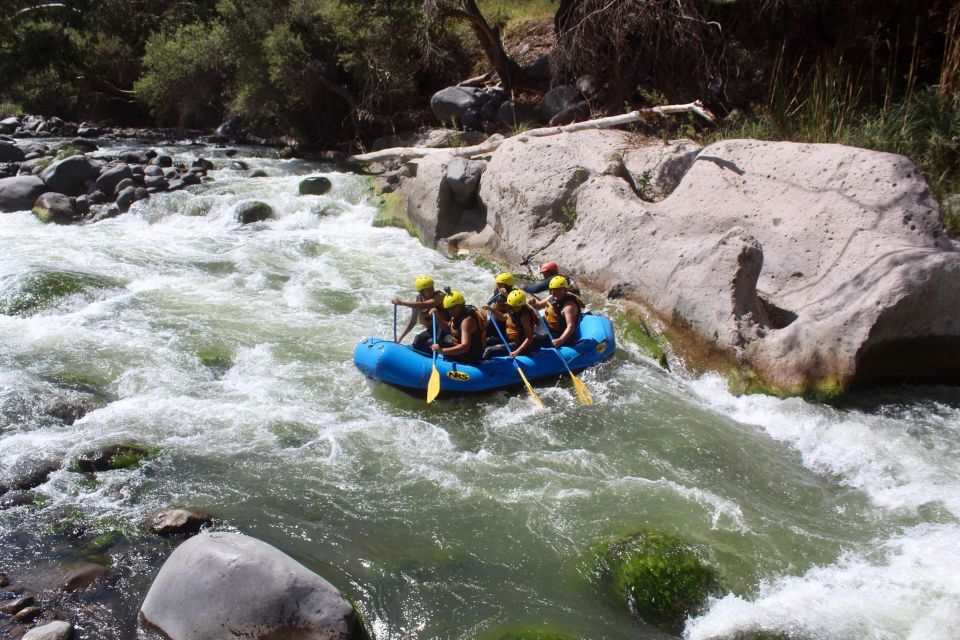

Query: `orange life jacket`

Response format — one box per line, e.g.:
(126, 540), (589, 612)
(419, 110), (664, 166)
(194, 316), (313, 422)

(506, 304), (539, 342)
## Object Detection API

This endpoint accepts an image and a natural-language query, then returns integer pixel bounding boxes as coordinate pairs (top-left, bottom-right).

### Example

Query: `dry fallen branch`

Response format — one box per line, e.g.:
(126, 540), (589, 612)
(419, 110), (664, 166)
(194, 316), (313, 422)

(348, 101), (716, 163)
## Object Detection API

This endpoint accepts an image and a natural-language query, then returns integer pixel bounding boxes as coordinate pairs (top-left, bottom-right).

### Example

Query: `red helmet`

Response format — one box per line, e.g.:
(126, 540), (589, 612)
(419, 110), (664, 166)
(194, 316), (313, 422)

(539, 261), (559, 275)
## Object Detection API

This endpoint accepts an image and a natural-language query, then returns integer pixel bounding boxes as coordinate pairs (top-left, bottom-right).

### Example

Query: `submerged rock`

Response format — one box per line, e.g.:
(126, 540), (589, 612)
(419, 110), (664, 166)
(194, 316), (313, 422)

(140, 532), (369, 640)
(299, 176), (332, 195)
(596, 529), (719, 632)
(23, 621), (74, 640)
(74, 443), (154, 473)
(23, 561), (108, 593)
(0, 460), (59, 495)
(477, 626), (577, 640)
(0, 595), (35, 614)
(0, 268), (120, 316)
(145, 508), (214, 537)
(234, 200), (274, 224)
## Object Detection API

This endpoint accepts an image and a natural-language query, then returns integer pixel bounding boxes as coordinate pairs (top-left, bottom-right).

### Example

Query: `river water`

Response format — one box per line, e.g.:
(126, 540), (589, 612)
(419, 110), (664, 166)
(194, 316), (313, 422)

(0, 145), (958, 640)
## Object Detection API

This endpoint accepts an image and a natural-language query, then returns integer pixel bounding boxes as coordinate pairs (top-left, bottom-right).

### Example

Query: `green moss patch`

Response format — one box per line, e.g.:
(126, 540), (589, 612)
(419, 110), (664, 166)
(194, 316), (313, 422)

(595, 529), (720, 632)
(75, 443), (159, 473)
(85, 529), (123, 553)
(32, 206), (56, 224)
(616, 315), (669, 369)
(198, 345), (233, 373)
(730, 368), (848, 404)
(476, 625), (578, 640)
(0, 269), (122, 316)
(372, 192), (421, 241)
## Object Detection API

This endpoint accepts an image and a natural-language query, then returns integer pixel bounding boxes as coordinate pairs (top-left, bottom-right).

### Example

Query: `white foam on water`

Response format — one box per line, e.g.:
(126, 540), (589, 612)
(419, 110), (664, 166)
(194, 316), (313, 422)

(688, 374), (960, 515)
(684, 374), (960, 639)
(686, 523), (960, 640)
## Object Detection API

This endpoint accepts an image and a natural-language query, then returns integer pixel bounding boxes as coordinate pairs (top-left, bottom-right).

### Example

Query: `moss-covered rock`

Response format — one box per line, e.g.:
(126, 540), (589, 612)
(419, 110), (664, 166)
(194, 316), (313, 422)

(372, 192), (421, 240)
(0, 269), (121, 316)
(74, 443), (158, 473)
(476, 625), (578, 640)
(617, 315), (669, 369)
(729, 367), (848, 404)
(85, 529), (124, 553)
(595, 529), (719, 632)
(198, 345), (233, 374)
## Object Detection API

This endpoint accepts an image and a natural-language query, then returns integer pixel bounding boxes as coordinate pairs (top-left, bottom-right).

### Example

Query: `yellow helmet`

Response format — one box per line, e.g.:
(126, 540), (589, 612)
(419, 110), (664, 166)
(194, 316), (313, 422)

(495, 272), (515, 287)
(549, 275), (569, 290)
(506, 289), (527, 307)
(443, 290), (465, 309)
(415, 275), (434, 292)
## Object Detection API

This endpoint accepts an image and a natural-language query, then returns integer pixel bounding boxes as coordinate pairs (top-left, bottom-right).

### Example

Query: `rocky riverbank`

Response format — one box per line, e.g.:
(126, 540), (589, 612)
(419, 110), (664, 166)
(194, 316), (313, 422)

(372, 129), (960, 399)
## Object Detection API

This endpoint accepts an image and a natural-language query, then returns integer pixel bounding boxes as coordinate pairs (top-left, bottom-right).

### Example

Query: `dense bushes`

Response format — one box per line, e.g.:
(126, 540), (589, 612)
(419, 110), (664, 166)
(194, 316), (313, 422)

(134, 23), (234, 128)
(134, 0), (456, 141)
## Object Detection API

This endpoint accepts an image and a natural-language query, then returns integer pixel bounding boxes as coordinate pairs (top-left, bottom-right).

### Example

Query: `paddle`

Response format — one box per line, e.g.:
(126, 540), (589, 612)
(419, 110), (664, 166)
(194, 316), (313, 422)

(426, 313), (441, 403)
(537, 311), (594, 405)
(393, 303), (398, 342)
(487, 312), (543, 407)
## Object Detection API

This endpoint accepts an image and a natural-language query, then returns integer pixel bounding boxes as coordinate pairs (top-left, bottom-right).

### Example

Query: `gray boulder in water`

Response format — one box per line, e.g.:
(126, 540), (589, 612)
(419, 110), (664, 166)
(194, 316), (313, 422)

(32, 192), (76, 224)
(0, 175), (46, 212)
(139, 532), (368, 640)
(299, 176), (331, 195)
(235, 200), (274, 224)
(0, 140), (25, 162)
(96, 164), (133, 195)
(40, 155), (101, 196)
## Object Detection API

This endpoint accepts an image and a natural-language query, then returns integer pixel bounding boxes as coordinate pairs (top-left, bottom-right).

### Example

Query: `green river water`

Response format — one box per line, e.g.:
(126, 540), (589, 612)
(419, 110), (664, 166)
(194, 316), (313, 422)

(1, 145), (958, 640)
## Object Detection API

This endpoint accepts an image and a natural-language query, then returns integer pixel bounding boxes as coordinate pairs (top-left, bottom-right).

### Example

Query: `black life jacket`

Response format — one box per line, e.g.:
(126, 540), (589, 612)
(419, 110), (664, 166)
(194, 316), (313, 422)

(545, 293), (585, 340)
(451, 305), (488, 360)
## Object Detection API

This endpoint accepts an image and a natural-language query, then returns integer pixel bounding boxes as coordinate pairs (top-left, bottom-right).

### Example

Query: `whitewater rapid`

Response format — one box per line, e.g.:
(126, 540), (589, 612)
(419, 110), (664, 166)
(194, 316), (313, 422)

(0, 144), (957, 640)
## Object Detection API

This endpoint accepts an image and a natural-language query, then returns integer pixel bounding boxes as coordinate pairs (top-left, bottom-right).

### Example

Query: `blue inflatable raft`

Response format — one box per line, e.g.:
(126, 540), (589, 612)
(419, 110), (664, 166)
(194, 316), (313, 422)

(354, 313), (616, 395)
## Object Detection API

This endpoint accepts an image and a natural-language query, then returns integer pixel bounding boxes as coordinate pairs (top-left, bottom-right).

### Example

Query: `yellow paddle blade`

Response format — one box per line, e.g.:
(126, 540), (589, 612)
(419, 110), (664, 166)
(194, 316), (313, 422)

(515, 366), (544, 407)
(569, 372), (594, 405)
(426, 364), (441, 403)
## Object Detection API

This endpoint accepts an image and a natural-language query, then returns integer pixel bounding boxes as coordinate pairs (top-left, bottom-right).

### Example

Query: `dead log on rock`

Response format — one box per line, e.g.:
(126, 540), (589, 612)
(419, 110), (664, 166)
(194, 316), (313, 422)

(348, 101), (716, 163)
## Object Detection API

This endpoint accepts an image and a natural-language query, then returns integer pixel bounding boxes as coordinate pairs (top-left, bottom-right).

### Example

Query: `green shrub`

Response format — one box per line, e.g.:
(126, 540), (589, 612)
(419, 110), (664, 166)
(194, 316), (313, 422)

(135, 21), (235, 127)
(595, 529), (720, 632)
(0, 101), (24, 117)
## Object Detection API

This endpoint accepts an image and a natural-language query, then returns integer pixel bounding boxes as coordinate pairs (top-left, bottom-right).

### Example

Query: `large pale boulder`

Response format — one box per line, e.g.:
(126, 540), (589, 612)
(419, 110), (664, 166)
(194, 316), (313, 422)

(401, 153), (487, 246)
(140, 532), (367, 640)
(400, 130), (960, 395)
(23, 621), (74, 640)
(445, 157), (485, 206)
